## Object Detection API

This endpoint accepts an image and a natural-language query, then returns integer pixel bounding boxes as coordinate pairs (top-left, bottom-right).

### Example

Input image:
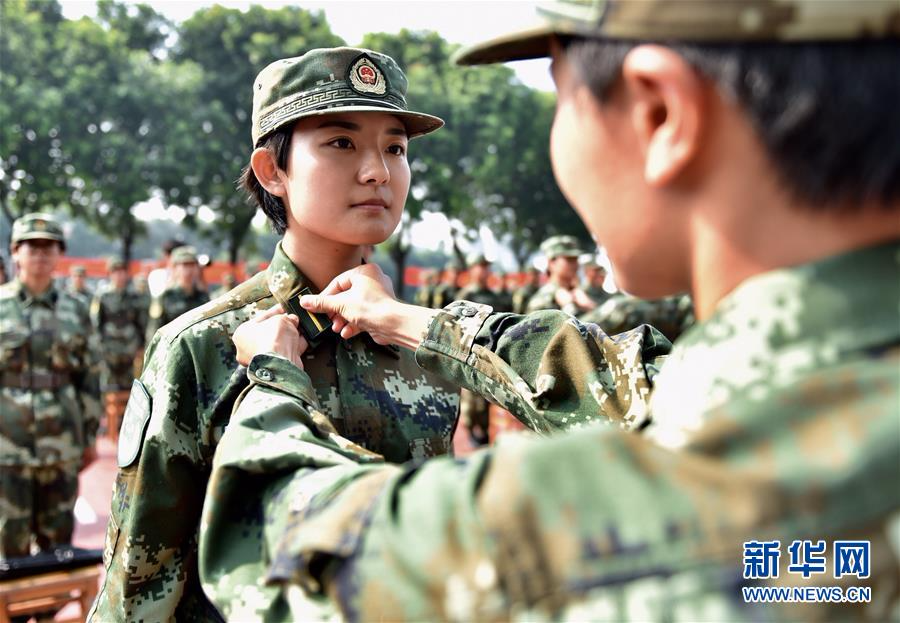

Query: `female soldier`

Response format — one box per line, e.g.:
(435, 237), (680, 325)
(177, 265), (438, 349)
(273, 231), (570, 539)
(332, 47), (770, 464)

(89, 47), (460, 622)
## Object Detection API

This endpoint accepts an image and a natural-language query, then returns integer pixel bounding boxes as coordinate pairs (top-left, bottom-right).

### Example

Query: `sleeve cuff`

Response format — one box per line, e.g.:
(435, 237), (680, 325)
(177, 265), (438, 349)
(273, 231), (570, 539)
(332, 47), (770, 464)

(247, 353), (320, 408)
(414, 301), (493, 368)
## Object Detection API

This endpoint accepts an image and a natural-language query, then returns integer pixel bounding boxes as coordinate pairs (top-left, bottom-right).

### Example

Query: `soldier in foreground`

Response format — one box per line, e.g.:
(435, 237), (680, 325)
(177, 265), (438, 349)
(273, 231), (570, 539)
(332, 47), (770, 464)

(0, 214), (100, 558)
(526, 234), (596, 313)
(144, 245), (210, 342)
(199, 1), (900, 620)
(90, 257), (145, 442)
(89, 47), (461, 621)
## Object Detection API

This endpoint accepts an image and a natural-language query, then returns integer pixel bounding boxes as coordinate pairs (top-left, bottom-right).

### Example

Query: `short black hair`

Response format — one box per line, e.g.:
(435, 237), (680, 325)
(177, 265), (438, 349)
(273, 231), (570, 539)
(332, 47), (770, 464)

(162, 238), (186, 256)
(562, 37), (900, 211)
(239, 122), (296, 235)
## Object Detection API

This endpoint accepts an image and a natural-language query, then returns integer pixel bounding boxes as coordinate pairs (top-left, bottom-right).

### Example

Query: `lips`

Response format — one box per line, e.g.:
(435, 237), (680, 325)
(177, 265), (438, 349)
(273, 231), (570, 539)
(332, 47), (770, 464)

(352, 197), (389, 209)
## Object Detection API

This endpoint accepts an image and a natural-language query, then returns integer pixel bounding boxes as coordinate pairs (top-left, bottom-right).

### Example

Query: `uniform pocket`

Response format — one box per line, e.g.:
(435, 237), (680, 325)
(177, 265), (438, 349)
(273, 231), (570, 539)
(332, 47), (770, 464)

(0, 329), (28, 370)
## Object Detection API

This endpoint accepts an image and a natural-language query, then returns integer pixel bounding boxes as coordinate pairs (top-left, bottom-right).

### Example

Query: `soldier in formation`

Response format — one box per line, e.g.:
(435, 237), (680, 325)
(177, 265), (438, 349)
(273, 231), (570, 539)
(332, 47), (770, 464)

(144, 245), (210, 342)
(413, 268), (438, 307)
(429, 258), (461, 309)
(89, 47), (462, 621)
(525, 234), (596, 314)
(198, 1), (900, 620)
(510, 265), (541, 314)
(0, 214), (100, 559)
(90, 257), (146, 442)
(581, 257), (612, 306)
(67, 264), (92, 303)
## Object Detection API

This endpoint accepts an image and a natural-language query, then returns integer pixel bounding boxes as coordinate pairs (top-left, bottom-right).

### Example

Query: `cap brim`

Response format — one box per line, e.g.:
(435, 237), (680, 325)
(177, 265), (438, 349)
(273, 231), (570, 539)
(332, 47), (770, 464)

(14, 232), (65, 244)
(263, 106), (444, 143)
(453, 23), (576, 66)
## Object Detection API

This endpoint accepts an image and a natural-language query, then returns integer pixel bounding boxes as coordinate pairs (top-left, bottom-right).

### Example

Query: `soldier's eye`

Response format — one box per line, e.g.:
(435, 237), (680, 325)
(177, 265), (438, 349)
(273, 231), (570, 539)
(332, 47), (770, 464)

(329, 137), (354, 149)
(387, 144), (406, 156)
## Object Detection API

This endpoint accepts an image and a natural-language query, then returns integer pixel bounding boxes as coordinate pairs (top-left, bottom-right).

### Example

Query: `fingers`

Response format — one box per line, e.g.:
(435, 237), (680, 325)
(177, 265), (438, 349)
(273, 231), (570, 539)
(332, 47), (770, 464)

(253, 303), (284, 322)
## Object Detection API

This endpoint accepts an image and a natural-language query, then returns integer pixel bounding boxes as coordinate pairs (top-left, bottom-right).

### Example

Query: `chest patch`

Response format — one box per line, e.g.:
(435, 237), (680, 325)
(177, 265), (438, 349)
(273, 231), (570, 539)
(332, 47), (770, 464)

(117, 379), (152, 467)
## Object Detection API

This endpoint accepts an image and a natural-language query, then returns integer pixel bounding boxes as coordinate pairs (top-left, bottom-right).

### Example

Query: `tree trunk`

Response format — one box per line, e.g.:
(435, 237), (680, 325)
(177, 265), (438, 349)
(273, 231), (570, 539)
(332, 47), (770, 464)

(122, 227), (134, 265)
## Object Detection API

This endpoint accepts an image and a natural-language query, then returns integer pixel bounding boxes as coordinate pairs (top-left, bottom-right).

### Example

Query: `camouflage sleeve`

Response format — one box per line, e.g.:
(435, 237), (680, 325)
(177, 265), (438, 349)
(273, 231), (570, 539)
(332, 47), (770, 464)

(199, 354), (393, 622)
(89, 334), (212, 621)
(414, 302), (672, 432)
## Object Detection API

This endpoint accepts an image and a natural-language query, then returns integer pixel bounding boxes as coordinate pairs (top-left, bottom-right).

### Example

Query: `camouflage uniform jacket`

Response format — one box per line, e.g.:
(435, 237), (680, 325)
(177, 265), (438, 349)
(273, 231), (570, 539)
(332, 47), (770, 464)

(0, 279), (100, 467)
(430, 283), (457, 309)
(144, 285), (210, 343)
(199, 241), (899, 621)
(510, 283), (538, 314)
(581, 292), (695, 342)
(88, 242), (460, 622)
(584, 283), (613, 307)
(455, 283), (504, 309)
(413, 284), (434, 307)
(91, 286), (145, 391)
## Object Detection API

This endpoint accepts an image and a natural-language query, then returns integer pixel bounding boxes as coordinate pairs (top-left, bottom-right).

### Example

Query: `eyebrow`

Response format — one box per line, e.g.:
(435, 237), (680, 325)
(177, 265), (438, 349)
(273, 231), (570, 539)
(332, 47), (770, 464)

(317, 119), (407, 137)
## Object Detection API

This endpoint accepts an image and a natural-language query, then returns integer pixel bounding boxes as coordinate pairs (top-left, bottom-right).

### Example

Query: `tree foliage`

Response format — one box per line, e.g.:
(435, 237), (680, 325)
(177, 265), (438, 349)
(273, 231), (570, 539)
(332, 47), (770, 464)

(1, 1), (588, 269)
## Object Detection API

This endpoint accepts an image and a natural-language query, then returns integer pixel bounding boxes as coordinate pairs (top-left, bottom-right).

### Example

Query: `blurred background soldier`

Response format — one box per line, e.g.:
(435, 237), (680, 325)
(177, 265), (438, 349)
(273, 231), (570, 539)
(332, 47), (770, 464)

(456, 252), (505, 445)
(0, 213), (100, 559)
(511, 266), (541, 314)
(581, 258), (612, 306)
(491, 270), (513, 312)
(67, 264), (92, 303)
(145, 245), (210, 342)
(0, 258), (8, 285)
(526, 235), (595, 314)
(583, 293), (695, 342)
(430, 257), (461, 309)
(91, 257), (145, 442)
(147, 238), (186, 298)
(414, 268), (438, 307)
(212, 272), (237, 299)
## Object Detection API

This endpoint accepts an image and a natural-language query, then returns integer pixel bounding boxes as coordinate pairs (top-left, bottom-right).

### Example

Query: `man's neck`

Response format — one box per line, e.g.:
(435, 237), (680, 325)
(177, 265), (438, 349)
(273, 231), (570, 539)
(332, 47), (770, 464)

(281, 229), (366, 292)
(20, 274), (53, 296)
(689, 198), (900, 322)
(550, 275), (574, 289)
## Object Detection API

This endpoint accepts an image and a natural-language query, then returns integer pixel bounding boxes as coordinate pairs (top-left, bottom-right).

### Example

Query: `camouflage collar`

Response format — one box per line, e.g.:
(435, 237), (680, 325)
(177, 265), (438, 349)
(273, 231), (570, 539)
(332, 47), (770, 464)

(265, 242), (398, 357)
(13, 278), (58, 308)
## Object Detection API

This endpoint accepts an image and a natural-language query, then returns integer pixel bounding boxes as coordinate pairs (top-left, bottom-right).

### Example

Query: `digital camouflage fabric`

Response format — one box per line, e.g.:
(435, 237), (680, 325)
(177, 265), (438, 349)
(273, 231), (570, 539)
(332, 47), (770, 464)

(199, 241), (899, 621)
(91, 285), (146, 391)
(0, 278), (100, 557)
(88, 242), (460, 622)
(144, 284), (210, 344)
(581, 293), (696, 342)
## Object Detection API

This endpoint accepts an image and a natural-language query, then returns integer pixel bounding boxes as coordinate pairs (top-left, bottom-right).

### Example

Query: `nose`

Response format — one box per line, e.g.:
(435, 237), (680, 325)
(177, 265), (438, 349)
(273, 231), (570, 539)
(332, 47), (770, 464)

(358, 148), (390, 185)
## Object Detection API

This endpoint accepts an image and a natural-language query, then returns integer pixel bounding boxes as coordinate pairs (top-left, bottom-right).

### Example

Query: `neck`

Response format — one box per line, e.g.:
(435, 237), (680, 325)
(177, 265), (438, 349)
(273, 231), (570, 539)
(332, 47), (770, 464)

(20, 273), (53, 296)
(550, 274), (574, 289)
(282, 229), (365, 292)
(689, 198), (900, 321)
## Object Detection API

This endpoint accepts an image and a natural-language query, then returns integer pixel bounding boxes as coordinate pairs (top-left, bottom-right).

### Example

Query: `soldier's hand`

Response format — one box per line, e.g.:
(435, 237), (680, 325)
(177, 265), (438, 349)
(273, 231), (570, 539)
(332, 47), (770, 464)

(81, 446), (98, 471)
(299, 264), (398, 342)
(571, 288), (597, 310)
(300, 264), (437, 350)
(232, 304), (308, 369)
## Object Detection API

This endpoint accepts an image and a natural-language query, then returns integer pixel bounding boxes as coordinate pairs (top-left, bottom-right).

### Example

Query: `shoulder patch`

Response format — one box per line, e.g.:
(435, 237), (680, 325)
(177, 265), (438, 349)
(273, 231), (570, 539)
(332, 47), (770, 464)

(117, 379), (152, 468)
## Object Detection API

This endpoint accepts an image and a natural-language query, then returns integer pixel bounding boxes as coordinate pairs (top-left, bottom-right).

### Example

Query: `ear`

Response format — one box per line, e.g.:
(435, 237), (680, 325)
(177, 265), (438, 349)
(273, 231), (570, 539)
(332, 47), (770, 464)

(620, 45), (706, 186)
(249, 147), (288, 198)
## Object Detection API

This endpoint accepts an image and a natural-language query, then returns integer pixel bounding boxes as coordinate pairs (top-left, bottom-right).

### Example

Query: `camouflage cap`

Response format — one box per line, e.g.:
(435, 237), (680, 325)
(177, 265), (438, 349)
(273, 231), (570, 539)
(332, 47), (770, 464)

(71, 265), (86, 276)
(170, 246), (199, 265)
(454, 0), (900, 65)
(107, 256), (126, 271)
(465, 251), (492, 268)
(11, 213), (65, 249)
(252, 47), (444, 146)
(444, 258), (463, 271)
(541, 235), (585, 259)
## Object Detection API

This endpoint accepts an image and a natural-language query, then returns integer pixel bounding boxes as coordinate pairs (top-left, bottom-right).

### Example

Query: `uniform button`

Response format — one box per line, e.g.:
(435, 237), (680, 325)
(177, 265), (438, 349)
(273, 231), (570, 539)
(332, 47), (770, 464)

(256, 368), (273, 381)
(461, 307), (477, 317)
